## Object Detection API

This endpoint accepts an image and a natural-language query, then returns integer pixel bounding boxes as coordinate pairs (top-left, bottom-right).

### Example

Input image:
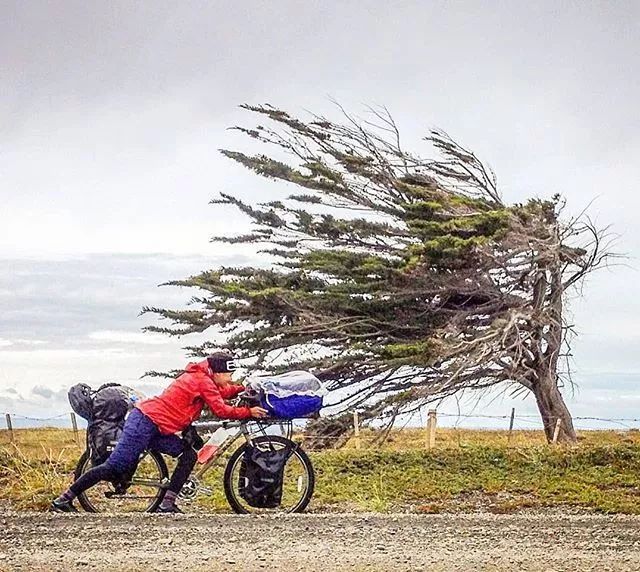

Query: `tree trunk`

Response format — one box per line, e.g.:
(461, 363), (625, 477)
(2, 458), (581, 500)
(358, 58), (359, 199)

(530, 247), (576, 444)
(532, 373), (576, 443)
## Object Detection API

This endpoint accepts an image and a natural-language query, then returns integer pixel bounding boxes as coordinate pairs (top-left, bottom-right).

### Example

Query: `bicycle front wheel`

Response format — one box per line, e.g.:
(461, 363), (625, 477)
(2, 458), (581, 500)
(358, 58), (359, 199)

(74, 449), (168, 513)
(223, 435), (315, 514)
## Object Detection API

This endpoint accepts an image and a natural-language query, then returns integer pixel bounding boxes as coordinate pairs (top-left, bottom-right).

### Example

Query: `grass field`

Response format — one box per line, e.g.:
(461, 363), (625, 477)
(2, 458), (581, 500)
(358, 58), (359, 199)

(2, 426), (640, 513)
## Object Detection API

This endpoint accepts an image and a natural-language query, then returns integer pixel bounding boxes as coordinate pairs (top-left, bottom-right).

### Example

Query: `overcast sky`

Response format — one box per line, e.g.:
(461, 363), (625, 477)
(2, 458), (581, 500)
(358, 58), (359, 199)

(1, 1), (638, 428)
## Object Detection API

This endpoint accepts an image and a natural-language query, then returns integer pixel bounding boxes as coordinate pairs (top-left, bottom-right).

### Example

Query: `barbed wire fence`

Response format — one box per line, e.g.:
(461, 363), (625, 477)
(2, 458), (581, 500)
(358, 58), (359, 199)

(4, 408), (640, 450)
(297, 408), (640, 450)
(2, 412), (82, 446)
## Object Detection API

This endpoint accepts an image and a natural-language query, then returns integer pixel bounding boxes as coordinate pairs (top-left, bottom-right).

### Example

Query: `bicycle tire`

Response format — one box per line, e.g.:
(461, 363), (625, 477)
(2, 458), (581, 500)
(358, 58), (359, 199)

(223, 435), (315, 514)
(74, 449), (168, 513)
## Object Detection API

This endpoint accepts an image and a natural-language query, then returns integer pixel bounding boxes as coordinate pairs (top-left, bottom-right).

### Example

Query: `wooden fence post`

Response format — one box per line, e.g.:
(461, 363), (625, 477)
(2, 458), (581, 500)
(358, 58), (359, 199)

(552, 418), (562, 444)
(507, 407), (515, 444)
(70, 412), (79, 445)
(353, 410), (361, 450)
(5, 413), (14, 442)
(426, 409), (437, 450)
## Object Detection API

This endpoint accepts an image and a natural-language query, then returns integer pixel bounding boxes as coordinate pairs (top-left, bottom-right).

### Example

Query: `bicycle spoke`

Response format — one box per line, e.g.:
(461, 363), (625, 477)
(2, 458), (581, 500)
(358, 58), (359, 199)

(78, 453), (165, 513)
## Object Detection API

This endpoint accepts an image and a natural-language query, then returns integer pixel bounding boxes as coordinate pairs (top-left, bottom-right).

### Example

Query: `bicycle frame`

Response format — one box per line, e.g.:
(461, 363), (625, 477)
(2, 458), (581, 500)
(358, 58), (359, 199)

(128, 419), (294, 494)
(78, 418), (306, 512)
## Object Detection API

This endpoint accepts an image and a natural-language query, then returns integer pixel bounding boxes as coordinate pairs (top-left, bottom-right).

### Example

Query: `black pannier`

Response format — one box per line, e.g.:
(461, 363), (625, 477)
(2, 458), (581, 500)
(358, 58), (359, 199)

(68, 382), (139, 465)
(238, 443), (294, 508)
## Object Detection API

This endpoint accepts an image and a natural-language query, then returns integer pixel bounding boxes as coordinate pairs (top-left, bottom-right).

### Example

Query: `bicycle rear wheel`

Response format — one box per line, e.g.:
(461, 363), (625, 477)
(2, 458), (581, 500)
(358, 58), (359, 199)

(74, 450), (168, 513)
(223, 435), (314, 514)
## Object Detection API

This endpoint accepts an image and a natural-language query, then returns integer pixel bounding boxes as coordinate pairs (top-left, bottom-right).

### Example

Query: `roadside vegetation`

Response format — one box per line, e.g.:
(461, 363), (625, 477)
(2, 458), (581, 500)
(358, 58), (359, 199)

(3, 427), (640, 513)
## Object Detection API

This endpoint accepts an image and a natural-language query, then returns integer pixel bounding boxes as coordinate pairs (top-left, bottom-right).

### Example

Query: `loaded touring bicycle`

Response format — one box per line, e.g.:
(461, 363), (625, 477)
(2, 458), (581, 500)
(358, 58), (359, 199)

(68, 371), (326, 514)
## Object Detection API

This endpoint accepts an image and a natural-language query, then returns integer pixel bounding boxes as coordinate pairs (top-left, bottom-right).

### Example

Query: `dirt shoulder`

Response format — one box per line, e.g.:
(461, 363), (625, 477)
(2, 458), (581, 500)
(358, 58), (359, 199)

(1, 511), (640, 571)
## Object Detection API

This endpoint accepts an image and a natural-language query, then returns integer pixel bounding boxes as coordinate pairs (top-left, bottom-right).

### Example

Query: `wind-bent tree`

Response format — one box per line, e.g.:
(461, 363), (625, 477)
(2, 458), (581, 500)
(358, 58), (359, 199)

(144, 104), (614, 444)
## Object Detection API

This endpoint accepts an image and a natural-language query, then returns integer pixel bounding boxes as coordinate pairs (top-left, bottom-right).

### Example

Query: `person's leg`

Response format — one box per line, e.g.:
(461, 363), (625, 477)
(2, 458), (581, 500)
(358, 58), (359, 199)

(68, 463), (117, 496)
(52, 409), (155, 511)
(51, 462), (119, 511)
(151, 434), (197, 511)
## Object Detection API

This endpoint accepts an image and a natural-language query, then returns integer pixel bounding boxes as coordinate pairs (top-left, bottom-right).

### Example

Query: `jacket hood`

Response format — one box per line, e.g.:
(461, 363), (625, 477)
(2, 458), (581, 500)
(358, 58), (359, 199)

(184, 360), (213, 377)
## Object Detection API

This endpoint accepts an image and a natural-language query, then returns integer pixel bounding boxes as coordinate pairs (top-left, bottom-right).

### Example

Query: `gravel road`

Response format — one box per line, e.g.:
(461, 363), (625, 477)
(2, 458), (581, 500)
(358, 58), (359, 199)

(1, 511), (640, 571)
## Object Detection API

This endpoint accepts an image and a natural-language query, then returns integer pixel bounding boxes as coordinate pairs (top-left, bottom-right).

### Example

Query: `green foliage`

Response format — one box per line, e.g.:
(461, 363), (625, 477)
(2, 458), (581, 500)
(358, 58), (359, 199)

(421, 235), (489, 259)
(379, 341), (437, 366)
(401, 200), (442, 218)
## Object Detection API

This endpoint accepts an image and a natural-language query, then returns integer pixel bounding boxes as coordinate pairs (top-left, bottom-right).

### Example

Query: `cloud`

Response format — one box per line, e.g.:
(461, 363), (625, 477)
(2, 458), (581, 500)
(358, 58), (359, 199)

(0, 252), (244, 420)
(0, 378), (168, 423)
(0, 338), (48, 348)
(88, 330), (170, 345)
(0, 253), (256, 346)
(31, 385), (54, 399)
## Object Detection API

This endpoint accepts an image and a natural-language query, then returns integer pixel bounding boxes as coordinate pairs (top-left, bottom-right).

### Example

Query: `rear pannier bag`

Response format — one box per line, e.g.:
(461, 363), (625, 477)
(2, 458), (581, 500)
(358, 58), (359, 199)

(238, 443), (294, 508)
(246, 371), (327, 419)
(68, 382), (142, 465)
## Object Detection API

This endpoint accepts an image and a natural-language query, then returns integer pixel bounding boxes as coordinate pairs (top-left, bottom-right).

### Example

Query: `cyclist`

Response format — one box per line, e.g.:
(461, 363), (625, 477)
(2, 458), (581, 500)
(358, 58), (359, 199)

(51, 351), (267, 513)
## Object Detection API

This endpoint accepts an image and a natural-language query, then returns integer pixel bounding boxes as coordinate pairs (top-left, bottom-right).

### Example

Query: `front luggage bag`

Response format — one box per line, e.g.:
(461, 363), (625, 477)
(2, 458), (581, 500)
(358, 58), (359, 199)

(238, 443), (294, 508)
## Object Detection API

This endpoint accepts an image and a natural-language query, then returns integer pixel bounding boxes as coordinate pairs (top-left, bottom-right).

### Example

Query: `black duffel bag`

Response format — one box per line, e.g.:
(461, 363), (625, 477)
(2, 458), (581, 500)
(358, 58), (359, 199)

(238, 443), (294, 508)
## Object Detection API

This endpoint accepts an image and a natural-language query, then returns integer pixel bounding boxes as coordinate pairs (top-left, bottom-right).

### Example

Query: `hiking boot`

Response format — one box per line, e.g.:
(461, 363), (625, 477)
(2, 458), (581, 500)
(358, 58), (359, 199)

(154, 504), (184, 514)
(50, 499), (78, 513)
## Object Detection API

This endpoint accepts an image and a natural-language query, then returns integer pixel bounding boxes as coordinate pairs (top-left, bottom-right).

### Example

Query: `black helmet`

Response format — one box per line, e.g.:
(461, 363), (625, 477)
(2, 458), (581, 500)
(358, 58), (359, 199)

(207, 351), (238, 373)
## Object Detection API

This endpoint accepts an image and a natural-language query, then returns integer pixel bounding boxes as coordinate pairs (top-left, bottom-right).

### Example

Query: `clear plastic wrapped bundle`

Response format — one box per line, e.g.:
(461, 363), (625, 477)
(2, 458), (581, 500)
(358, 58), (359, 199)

(246, 370), (328, 398)
(245, 371), (327, 418)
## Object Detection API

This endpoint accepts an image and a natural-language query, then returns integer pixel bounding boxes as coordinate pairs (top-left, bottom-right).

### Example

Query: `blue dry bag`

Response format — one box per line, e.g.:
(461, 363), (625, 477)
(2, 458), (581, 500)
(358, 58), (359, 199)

(260, 394), (323, 419)
(247, 370), (326, 419)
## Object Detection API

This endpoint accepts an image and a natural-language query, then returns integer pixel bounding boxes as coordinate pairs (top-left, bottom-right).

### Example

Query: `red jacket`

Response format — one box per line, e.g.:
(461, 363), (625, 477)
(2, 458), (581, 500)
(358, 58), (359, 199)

(137, 360), (251, 434)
